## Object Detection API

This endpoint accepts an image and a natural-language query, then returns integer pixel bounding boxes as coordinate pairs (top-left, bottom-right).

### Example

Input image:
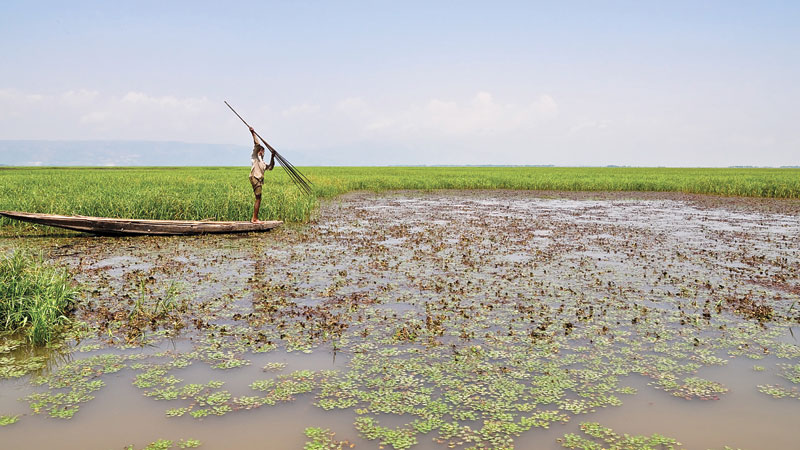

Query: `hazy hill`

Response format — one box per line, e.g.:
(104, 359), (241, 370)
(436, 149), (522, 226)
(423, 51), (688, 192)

(0, 140), (254, 166)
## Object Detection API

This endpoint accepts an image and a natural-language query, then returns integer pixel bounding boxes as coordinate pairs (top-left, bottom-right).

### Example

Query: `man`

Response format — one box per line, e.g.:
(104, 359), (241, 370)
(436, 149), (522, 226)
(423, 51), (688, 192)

(249, 126), (275, 223)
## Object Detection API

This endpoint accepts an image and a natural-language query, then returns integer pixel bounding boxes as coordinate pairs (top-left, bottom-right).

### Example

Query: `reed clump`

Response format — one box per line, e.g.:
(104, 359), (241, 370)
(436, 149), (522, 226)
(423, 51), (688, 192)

(0, 251), (79, 345)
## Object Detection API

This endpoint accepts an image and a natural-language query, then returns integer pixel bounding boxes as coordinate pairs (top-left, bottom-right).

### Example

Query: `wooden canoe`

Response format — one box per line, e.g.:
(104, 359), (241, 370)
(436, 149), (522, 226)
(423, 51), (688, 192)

(0, 211), (282, 236)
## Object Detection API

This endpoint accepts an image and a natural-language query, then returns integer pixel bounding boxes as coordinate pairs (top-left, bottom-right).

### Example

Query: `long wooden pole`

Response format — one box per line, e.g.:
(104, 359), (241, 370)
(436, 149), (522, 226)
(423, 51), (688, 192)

(225, 101), (313, 194)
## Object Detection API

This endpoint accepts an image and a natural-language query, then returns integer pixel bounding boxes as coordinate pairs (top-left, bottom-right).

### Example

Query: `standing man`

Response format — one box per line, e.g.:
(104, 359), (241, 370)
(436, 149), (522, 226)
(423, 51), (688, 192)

(249, 126), (275, 223)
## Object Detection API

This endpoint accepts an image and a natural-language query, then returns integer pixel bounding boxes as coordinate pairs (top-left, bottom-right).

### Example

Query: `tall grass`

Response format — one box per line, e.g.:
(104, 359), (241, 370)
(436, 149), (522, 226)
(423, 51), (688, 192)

(0, 251), (79, 345)
(0, 167), (317, 225)
(0, 166), (799, 226)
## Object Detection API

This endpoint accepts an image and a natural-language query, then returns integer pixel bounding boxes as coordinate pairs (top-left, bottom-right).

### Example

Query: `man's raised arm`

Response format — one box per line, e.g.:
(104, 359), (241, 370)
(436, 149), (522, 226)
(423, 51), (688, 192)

(249, 126), (259, 146)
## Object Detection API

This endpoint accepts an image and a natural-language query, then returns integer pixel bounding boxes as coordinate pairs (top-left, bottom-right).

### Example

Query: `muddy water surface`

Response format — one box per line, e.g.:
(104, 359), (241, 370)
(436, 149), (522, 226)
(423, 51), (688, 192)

(1, 191), (800, 450)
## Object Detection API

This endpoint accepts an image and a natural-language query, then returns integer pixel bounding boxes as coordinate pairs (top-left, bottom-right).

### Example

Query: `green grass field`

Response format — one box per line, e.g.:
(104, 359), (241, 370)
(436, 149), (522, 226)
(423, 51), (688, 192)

(1, 166), (799, 226)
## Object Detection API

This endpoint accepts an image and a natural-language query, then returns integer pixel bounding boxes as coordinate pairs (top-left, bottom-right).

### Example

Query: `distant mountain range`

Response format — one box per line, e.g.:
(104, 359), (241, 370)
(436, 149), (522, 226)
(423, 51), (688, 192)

(0, 140), (258, 166)
(0, 141), (796, 168)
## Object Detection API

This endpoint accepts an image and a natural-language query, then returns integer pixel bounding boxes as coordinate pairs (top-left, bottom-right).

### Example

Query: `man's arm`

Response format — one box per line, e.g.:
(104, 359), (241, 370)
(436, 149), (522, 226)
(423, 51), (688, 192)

(267, 150), (276, 171)
(249, 127), (259, 146)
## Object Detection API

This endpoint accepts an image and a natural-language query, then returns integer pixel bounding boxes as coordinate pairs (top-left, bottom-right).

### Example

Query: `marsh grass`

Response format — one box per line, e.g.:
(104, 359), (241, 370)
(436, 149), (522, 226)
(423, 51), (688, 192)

(1, 166), (799, 228)
(129, 280), (181, 323)
(118, 280), (187, 344)
(0, 251), (79, 345)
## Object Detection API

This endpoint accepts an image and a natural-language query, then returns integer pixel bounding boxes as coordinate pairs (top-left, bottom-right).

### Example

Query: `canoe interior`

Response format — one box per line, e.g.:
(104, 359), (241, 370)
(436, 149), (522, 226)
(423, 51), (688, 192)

(0, 211), (282, 236)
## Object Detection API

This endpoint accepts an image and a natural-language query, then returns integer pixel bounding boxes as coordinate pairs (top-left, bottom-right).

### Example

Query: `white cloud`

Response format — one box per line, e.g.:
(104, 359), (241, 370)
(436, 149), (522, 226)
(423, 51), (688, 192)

(80, 111), (109, 124)
(569, 119), (611, 134)
(1, 87), (795, 166)
(0, 88), (216, 141)
(414, 92), (558, 136)
(61, 89), (99, 106)
(121, 91), (208, 110)
(0, 88), (560, 146)
(319, 92), (559, 142)
(121, 92), (148, 103)
(281, 103), (320, 117)
(336, 97), (370, 114)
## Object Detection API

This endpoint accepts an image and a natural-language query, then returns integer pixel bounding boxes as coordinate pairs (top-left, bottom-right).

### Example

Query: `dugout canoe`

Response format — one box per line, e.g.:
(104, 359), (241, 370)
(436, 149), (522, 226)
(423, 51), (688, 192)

(0, 211), (282, 236)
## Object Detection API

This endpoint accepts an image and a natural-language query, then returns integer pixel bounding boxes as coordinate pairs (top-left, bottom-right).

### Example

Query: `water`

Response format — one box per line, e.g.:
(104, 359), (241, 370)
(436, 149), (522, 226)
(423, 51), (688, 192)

(1, 191), (799, 449)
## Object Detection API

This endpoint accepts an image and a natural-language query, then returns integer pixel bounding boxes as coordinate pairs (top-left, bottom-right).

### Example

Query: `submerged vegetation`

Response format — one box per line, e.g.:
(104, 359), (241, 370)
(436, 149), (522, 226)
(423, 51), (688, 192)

(1, 166), (799, 227)
(0, 251), (79, 345)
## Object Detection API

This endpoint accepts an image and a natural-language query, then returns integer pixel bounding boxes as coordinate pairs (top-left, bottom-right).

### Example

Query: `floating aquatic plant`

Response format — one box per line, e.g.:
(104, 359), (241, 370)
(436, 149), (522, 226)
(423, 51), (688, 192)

(122, 439), (202, 450)
(0, 414), (20, 426)
(304, 427), (352, 450)
(559, 422), (682, 450)
(27, 353), (125, 419)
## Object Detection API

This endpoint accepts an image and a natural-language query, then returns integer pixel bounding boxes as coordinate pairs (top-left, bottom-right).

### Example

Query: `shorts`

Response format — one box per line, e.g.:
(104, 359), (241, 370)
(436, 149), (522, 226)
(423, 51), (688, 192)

(249, 176), (264, 197)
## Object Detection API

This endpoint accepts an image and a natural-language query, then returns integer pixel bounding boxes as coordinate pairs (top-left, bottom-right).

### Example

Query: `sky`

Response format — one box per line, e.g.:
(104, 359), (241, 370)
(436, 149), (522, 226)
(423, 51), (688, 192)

(1, 1), (798, 166)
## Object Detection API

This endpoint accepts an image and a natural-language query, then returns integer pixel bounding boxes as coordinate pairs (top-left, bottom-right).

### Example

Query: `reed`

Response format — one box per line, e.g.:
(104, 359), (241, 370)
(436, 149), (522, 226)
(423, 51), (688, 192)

(0, 251), (79, 345)
(1, 167), (798, 228)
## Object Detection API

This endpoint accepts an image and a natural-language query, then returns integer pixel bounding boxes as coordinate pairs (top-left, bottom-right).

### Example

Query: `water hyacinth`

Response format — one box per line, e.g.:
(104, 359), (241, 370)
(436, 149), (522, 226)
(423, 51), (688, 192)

(0, 414), (20, 426)
(122, 439), (201, 450)
(559, 422), (682, 449)
(304, 427), (352, 450)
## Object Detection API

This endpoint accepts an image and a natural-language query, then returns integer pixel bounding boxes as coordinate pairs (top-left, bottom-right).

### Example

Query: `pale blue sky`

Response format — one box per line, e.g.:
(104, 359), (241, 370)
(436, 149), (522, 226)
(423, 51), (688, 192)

(1, 1), (798, 166)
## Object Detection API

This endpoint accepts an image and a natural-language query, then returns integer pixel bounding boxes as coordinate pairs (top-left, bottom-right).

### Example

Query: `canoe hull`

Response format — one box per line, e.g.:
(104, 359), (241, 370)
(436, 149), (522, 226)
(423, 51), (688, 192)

(0, 211), (282, 236)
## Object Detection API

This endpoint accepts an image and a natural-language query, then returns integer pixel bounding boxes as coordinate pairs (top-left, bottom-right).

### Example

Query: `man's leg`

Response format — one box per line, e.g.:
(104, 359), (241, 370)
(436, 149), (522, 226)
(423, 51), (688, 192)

(250, 176), (264, 223)
(252, 194), (262, 223)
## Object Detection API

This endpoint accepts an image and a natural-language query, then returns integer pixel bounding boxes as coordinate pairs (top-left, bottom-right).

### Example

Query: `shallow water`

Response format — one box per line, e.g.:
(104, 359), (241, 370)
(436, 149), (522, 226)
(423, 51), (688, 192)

(1, 191), (799, 449)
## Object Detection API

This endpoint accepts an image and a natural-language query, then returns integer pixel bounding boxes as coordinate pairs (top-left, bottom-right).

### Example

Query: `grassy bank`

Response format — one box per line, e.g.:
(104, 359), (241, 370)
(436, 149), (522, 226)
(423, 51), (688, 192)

(0, 251), (79, 345)
(1, 166), (799, 225)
